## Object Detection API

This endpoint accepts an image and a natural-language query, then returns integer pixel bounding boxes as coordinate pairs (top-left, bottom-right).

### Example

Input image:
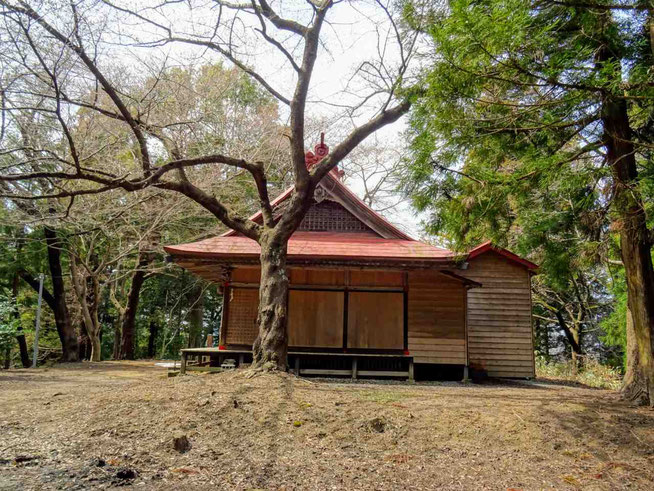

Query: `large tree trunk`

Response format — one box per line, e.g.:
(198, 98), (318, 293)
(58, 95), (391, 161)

(621, 307), (650, 404)
(119, 265), (148, 360)
(251, 234), (289, 371)
(602, 94), (654, 406)
(90, 335), (101, 364)
(69, 256), (102, 362)
(44, 227), (79, 361)
(187, 284), (204, 348)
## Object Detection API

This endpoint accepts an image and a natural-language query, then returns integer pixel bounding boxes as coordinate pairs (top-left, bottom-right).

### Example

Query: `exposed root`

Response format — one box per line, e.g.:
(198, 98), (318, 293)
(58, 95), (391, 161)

(621, 381), (651, 407)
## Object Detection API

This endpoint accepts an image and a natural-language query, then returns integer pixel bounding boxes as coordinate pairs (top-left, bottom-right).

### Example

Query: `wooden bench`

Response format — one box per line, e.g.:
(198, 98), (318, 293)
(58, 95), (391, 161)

(179, 348), (414, 382)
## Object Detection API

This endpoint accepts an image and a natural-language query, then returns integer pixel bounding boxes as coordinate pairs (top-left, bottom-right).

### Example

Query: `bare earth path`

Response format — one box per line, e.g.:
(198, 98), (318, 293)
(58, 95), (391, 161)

(1, 362), (653, 490)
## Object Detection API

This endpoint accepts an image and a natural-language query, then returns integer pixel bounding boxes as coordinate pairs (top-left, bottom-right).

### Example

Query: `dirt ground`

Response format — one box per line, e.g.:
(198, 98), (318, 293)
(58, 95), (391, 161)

(1, 362), (653, 490)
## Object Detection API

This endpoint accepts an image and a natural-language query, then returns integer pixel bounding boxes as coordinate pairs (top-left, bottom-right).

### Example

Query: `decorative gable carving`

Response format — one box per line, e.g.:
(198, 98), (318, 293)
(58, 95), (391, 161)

(298, 199), (375, 233)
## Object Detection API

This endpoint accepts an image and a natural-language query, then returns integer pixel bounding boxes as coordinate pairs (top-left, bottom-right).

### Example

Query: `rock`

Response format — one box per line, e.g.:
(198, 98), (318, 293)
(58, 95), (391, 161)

(115, 468), (137, 480)
(233, 400), (239, 408)
(173, 434), (192, 453)
(369, 418), (386, 433)
(92, 458), (106, 467)
(14, 455), (39, 464)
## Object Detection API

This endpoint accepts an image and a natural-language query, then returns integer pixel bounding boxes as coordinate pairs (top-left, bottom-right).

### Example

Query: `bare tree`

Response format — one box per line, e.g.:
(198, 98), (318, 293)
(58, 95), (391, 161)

(0, 0), (417, 370)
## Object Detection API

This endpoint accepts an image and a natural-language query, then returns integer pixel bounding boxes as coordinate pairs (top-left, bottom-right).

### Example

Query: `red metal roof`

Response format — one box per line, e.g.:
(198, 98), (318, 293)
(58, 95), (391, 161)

(165, 231), (455, 263)
(466, 241), (539, 271)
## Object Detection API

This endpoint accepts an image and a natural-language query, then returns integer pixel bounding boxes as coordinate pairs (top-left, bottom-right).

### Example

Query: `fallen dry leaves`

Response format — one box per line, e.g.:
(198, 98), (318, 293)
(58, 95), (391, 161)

(1, 361), (653, 490)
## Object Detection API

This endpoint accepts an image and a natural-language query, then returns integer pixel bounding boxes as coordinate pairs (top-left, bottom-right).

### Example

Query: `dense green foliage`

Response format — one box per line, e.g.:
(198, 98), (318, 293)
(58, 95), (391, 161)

(403, 0), (653, 369)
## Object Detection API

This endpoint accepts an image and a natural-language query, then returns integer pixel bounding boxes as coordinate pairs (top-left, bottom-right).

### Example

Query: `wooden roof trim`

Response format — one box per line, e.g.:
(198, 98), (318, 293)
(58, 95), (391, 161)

(467, 241), (539, 271)
(172, 256), (458, 270)
(319, 173), (412, 240)
(221, 171), (413, 240)
(438, 270), (482, 288)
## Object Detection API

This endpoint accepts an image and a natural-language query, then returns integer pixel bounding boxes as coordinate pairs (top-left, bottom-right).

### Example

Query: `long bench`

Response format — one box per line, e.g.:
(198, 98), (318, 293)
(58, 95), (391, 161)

(179, 348), (414, 381)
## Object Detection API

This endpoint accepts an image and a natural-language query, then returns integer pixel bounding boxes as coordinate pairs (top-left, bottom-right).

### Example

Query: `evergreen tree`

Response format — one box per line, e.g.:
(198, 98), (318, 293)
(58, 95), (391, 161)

(404, 0), (653, 403)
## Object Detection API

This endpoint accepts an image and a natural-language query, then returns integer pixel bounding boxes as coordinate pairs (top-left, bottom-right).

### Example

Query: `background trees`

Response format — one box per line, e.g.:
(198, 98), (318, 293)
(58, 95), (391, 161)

(0, 0), (413, 369)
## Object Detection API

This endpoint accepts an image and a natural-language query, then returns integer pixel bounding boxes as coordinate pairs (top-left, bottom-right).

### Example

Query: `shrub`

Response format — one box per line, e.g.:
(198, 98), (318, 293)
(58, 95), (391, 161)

(535, 355), (622, 390)
(0, 291), (19, 353)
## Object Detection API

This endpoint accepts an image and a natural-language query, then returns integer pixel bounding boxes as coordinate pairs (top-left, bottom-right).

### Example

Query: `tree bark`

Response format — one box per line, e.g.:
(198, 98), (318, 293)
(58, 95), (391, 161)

(119, 264), (148, 360)
(12, 272), (30, 368)
(70, 255), (101, 362)
(187, 284), (204, 348)
(113, 317), (121, 360)
(44, 226), (79, 361)
(251, 233), (289, 371)
(555, 309), (583, 372)
(147, 320), (158, 358)
(602, 94), (654, 406)
(90, 334), (101, 364)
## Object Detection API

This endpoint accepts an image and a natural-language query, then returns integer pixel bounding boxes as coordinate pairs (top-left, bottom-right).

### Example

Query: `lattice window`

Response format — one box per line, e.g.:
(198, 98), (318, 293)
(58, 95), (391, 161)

(298, 200), (373, 232)
(226, 288), (259, 345)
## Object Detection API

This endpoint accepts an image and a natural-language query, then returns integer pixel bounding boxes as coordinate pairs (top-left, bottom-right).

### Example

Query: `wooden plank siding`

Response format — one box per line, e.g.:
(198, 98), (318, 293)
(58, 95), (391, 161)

(347, 291), (404, 349)
(460, 252), (535, 378)
(288, 290), (344, 348)
(407, 272), (466, 364)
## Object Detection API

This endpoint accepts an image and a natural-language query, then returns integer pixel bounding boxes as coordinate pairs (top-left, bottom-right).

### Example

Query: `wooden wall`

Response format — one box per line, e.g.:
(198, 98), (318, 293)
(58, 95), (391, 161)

(288, 290), (344, 347)
(225, 267), (474, 369)
(347, 291), (404, 349)
(407, 272), (466, 364)
(460, 252), (535, 378)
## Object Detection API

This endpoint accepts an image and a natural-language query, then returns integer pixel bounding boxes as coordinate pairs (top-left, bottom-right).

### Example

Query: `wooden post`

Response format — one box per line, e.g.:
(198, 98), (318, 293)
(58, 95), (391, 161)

(294, 356), (300, 376)
(238, 353), (244, 367)
(352, 357), (358, 380)
(408, 358), (414, 383)
(462, 364), (469, 382)
(180, 351), (187, 375)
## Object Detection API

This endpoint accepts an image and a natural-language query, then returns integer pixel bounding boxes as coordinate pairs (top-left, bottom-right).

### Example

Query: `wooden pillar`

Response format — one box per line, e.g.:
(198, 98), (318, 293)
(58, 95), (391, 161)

(238, 353), (244, 367)
(408, 358), (414, 383)
(462, 365), (469, 382)
(294, 356), (300, 376)
(352, 357), (358, 380)
(180, 351), (187, 375)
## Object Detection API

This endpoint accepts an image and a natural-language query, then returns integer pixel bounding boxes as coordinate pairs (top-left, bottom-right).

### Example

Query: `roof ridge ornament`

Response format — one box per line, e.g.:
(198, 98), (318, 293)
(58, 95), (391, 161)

(305, 133), (344, 180)
(305, 132), (329, 168)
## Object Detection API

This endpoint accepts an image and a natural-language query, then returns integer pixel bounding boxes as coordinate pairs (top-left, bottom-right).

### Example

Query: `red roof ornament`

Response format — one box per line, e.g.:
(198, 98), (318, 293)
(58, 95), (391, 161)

(305, 132), (329, 169)
(314, 132), (329, 158)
